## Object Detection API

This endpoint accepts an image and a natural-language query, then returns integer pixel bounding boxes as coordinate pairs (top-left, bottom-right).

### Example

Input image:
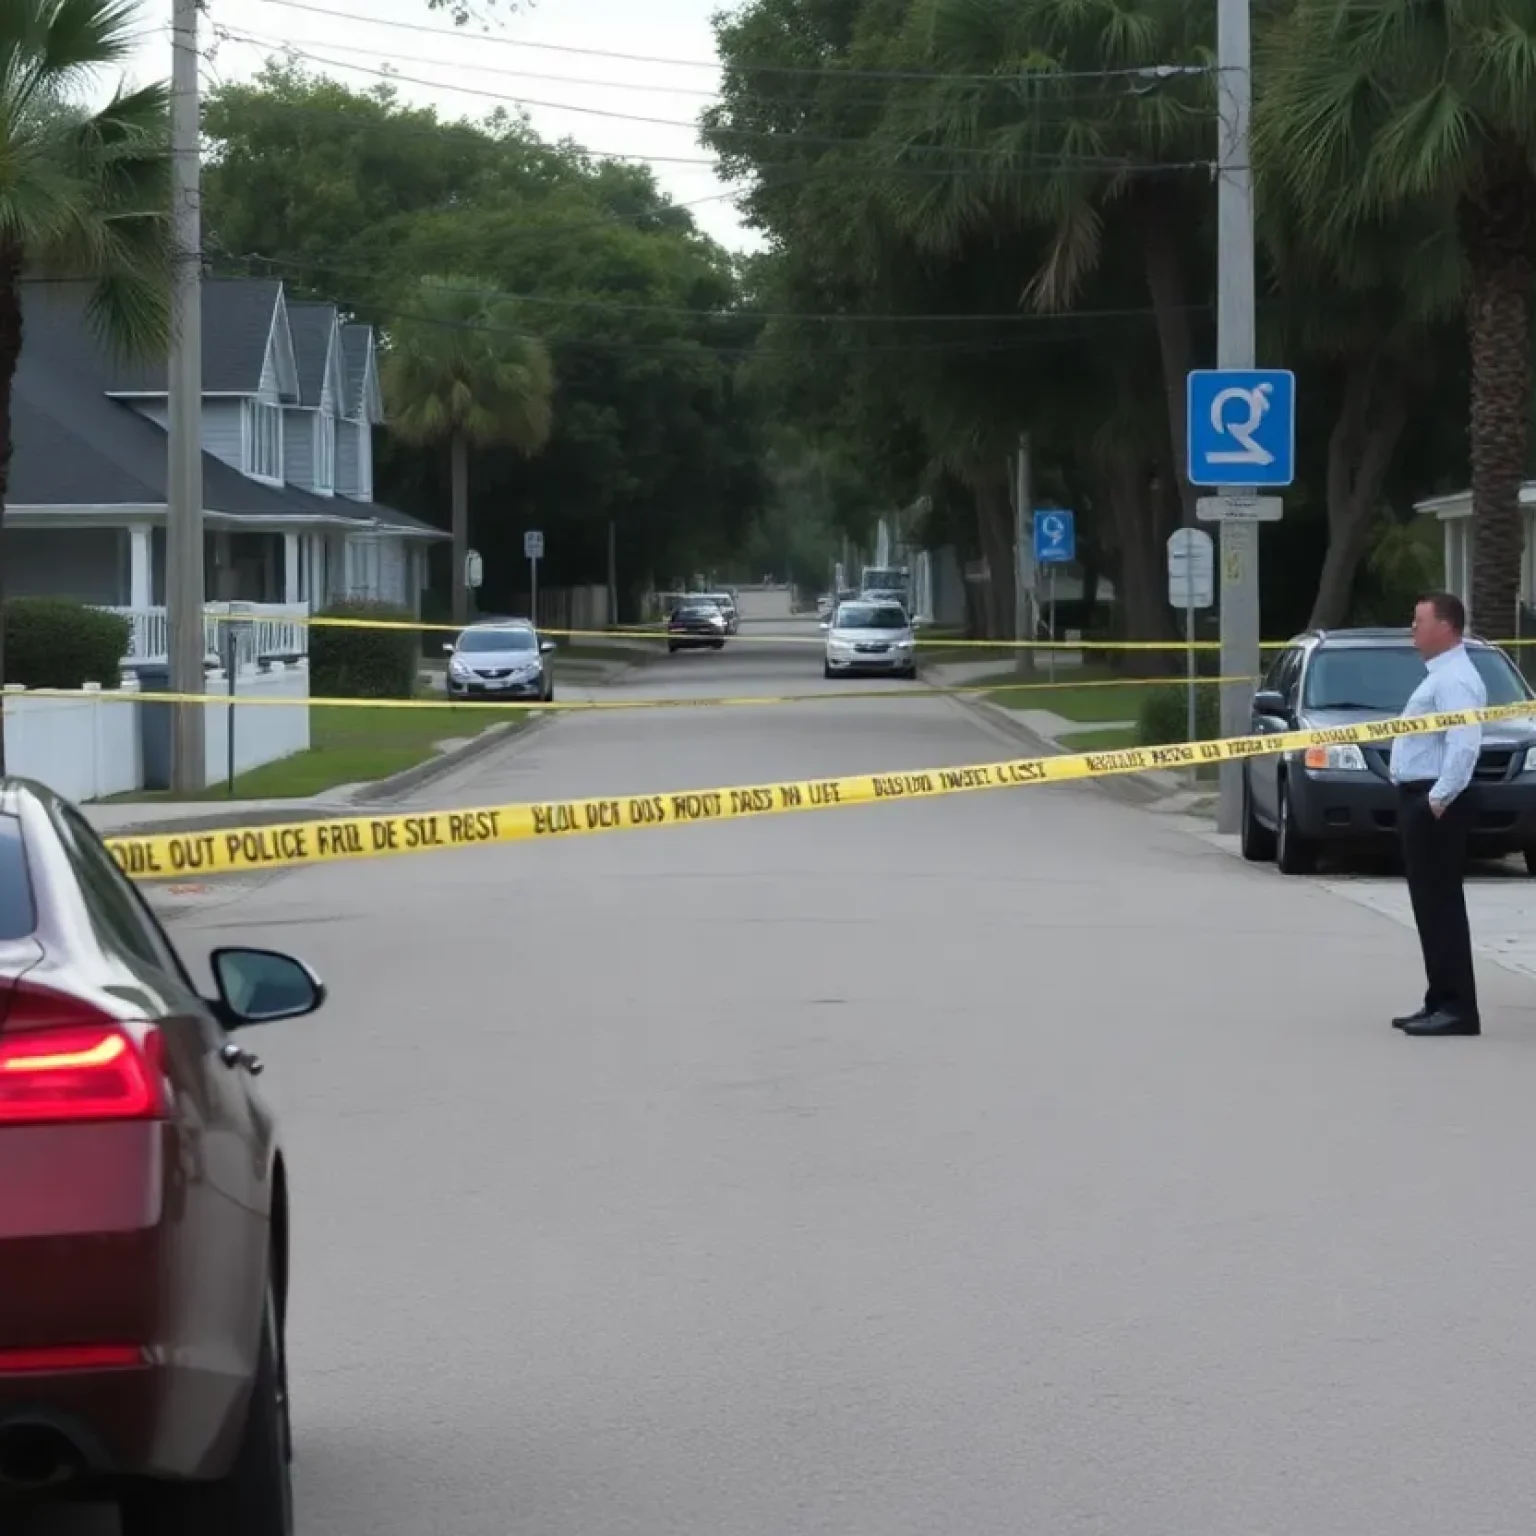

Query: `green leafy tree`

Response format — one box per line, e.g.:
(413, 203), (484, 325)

(0, 0), (171, 767)
(382, 277), (554, 624)
(1259, 0), (1536, 636)
(205, 65), (766, 615)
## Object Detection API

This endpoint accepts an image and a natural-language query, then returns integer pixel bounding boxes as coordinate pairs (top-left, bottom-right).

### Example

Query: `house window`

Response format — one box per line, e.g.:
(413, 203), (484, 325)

(244, 400), (282, 481)
(314, 411), (335, 492)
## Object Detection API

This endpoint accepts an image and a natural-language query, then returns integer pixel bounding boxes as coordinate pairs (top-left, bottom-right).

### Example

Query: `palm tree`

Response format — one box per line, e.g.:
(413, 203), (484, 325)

(1258, 0), (1536, 637)
(0, 0), (172, 762)
(382, 276), (554, 624)
(876, 0), (1214, 525)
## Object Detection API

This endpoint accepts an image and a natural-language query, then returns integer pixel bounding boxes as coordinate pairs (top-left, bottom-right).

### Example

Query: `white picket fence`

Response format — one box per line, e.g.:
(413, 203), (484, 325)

(2, 661), (311, 802)
(99, 603), (310, 669)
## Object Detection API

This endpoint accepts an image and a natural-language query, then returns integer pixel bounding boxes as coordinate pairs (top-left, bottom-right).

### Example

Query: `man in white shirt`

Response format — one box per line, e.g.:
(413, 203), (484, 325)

(1389, 591), (1486, 1037)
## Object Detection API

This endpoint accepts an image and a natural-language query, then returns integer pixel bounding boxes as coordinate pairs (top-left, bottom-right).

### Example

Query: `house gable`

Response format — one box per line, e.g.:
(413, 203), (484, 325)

(258, 289), (300, 405)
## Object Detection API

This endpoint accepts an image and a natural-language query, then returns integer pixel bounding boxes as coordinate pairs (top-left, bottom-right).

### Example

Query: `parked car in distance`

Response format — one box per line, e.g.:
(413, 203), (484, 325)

(1241, 627), (1536, 874)
(699, 591), (740, 634)
(821, 600), (917, 679)
(667, 601), (728, 652)
(0, 777), (324, 1533)
(444, 620), (556, 702)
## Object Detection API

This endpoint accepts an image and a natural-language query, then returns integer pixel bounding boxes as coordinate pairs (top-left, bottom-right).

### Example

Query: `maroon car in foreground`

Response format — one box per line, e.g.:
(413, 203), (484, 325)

(0, 779), (323, 1534)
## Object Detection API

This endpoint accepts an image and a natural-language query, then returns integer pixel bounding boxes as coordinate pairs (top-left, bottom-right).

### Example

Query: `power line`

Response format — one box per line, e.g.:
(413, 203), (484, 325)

(204, 277), (1182, 357)
(204, 26), (1180, 108)
(248, 0), (1216, 86)
(198, 49), (1213, 178)
(225, 246), (1212, 328)
(212, 26), (1216, 164)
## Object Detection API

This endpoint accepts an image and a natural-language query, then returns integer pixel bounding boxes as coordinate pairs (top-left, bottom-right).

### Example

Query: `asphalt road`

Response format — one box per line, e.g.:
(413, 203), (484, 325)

(33, 612), (1536, 1535)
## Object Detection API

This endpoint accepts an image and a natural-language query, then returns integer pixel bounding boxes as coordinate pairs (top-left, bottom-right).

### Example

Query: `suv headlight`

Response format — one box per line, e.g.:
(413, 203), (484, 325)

(448, 657), (473, 678)
(1302, 743), (1367, 771)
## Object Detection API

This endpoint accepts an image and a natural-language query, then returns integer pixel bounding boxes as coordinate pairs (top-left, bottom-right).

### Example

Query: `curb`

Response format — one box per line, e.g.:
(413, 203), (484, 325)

(351, 710), (556, 804)
(93, 708), (560, 837)
(934, 681), (1186, 809)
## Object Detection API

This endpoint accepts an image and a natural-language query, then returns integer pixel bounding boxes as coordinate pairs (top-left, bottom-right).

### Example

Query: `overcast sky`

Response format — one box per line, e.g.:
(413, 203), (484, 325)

(121, 0), (756, 250)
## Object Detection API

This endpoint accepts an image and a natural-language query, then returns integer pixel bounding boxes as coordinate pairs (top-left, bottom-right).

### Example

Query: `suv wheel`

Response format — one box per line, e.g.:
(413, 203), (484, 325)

(1275, 775), (1318, 876)
(1240, 767), (1277, 863)
(120, 1282), (293, 1536)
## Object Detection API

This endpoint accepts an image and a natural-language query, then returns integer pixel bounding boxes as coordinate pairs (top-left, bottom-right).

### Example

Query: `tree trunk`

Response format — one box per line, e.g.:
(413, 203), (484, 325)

(450, 431), (469, 627)
(1308, 355), (1410, 628)
(974, 478), (1015, 640)
(1461, 175), (1536, 637)
(1138, 198), (1197, 524)
(1098, 447), (1173, 677)
(0, 242), (23, 773)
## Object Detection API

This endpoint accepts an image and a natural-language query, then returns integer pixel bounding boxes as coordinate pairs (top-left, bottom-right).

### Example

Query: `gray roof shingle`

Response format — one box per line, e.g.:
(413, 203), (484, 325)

(339, 324), (371, 417)
(286, 300), (335, 407)
(94, 278), (284, 394)
(10, 280), (438, 535)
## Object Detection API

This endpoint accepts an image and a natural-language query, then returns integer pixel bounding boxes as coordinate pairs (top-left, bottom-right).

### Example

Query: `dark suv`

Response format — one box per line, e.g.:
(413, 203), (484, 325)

(1241, 628), (1536, 874)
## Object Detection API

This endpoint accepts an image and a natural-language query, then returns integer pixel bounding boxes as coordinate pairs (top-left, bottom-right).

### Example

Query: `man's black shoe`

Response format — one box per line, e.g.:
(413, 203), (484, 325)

(1402, 1011), (1481, 1037)
(1392, 1008), (1431, 1030)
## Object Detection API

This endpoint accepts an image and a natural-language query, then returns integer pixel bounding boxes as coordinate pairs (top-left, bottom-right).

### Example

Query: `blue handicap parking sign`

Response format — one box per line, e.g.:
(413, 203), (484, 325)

(1186, 369), (1295, 488)
(1033, 509), (1075, 564)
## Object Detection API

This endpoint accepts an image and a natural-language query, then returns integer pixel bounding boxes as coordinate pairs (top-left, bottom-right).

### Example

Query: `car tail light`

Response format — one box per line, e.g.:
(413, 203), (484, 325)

(0, 1344), (145, 1374)
(0, 982), (167, 1125)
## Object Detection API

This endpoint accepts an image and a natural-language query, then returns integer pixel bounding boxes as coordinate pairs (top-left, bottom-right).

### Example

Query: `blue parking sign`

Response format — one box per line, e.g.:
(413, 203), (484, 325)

(1033, 508), (1075, 565)
(1186, 369), (1295, 488)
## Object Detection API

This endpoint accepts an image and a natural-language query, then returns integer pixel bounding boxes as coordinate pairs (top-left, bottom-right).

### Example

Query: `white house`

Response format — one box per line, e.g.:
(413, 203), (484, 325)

(7, 278), (446, 658)
(1415, 485), (1536, 625)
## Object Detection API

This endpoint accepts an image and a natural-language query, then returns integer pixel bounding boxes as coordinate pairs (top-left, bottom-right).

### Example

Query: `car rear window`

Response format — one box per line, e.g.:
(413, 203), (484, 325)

(0, 814), (36, 938)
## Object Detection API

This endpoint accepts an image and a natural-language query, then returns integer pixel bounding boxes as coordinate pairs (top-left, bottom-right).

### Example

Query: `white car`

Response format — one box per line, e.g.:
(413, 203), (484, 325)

(821, 600), (917, 679)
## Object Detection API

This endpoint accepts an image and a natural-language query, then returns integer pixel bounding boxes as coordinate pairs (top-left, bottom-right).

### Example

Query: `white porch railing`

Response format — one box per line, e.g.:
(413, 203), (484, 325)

(99, 603), (309, 668)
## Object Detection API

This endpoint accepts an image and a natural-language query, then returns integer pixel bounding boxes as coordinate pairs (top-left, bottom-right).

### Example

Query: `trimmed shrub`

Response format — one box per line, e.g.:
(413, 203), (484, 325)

(1137, 683), (1221, 746)
(310, 599), (418, 699)
(5, 599), (129, 689)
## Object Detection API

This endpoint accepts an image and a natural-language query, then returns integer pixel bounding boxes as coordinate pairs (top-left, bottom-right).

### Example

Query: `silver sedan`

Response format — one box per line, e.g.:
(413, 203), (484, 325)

(821, 601), (918, 679)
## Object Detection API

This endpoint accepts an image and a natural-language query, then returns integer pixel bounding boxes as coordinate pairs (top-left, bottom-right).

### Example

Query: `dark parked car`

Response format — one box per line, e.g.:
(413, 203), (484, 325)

(0, 779), (323, 1533)
(1241, 628), (1536, 874)
(667, 601), (727, 652)
(444, 620), (556, 702)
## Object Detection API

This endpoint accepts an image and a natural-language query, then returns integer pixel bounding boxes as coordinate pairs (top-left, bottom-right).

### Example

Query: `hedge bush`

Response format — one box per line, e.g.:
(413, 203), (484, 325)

(5, 598), (129, 689)
(1137, 683), (1221, 746)
(309, 599), (418, 699)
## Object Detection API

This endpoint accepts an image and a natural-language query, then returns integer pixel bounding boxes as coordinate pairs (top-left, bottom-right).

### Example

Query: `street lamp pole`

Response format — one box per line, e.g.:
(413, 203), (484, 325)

(1215, 0), (1258, 833)
(168, 0), (206, 792)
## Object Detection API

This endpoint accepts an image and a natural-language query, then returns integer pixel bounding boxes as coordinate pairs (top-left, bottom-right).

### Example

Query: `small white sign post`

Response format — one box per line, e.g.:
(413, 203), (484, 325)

(524, 530), (544, 622)
(1168, 528), (1215, 744)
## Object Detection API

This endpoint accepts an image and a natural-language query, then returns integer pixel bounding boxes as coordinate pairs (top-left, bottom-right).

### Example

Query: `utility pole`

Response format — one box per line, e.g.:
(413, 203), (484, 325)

(168, 0), (205, 792)
(1013, 433), (1035, 672)
(1215, 0), (1257, 833)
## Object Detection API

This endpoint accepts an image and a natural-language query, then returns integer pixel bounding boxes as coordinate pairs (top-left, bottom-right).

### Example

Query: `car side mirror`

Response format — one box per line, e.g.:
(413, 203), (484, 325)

(1252, 689), (1290, 719)
(210, 947), (325, 1028)
(540, 640), (556, 654)
(819, 621), (830, 631)
(442, 642), (454, 655)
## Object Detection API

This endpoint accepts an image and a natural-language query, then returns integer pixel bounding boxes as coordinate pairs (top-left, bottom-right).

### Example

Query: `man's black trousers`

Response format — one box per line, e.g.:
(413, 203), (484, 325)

(1397, 781), (1478, 1022)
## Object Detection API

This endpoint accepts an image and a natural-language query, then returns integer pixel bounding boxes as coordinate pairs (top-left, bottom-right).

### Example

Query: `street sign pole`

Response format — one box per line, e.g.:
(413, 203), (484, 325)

(1216, 0), (1257, 834)
(1167, 529), (1215, 746)
(1048, 564), (1057, 683)
(1031, 509), (1075, 685)
(524, 529), (544, 624)
(1186, 581), (1197, 744)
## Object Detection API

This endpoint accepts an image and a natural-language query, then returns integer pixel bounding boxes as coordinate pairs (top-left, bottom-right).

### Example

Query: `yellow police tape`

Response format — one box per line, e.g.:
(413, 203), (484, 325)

(37, 673), (1247, 713)
(102, 701), (1536, 882)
